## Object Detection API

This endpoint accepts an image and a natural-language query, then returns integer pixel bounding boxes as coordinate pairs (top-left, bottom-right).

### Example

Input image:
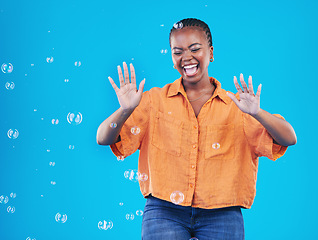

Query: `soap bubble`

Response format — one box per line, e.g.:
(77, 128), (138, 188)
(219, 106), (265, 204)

(7, 206), (15, 213)
(5, 82), (15, 90)
(1, 63), (13, 73)
(49, 161), (55, 166)
(160, 49), (168, 55)
(46, 57), (54, 63)
(51, 119), (59, 125)
(67, 112), (82, 125)
(26, 237), (36, 240)
(136, 210), (143, 216)
(125, 213), (134, 220)
(110, 122), (117, 129)
(7, 129), (19, 139)
(119, 202), (124, 206)
(50, 181), (56, 185)
(9, 193), (16, 198)
(173, 21), (183, 30)
(130, 126), (140, 135)
(98, 220), (113, 230)
(170, 191), (184, 205)
(212, 143), (220, 149)
(117, 155), (125, 161)
(137, 172), (148, 182)
(64, 78), (69, 82)
(74, 61), (81, 67)
(55, 212), (67, 223)
(124, 169), (139, 182)
(69, 145), (75, 150)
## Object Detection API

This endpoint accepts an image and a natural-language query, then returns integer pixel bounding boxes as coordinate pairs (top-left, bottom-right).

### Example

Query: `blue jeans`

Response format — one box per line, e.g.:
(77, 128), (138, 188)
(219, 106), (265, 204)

(142, 195), (245, 240)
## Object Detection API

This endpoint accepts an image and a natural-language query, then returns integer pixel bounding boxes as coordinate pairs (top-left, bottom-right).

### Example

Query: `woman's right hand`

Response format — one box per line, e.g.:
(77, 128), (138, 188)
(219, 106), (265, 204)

(108, 62), (146, 112)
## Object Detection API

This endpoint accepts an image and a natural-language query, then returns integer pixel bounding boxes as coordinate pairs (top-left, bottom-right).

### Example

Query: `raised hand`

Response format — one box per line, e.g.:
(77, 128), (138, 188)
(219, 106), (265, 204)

(226, 73), (262, 116)
(108, 62), (145, 112)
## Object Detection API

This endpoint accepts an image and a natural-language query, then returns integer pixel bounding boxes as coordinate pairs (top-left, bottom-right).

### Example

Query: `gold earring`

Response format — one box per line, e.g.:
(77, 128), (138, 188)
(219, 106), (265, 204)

(173, 65), (176, 69)
(210, 58), (214, 62)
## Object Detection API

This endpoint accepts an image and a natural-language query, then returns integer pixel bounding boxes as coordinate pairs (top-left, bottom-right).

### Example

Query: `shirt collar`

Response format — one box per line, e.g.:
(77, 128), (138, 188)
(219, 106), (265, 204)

(167, 76), (231, 105)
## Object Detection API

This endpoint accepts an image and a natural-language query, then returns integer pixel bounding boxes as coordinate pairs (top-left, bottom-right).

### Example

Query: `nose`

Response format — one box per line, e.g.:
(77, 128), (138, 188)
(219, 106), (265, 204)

(182, 49), (193, 61)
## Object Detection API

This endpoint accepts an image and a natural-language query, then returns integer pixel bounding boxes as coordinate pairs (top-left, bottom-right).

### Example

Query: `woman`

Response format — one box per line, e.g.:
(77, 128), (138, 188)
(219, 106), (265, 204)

(97, 18), (296, 240)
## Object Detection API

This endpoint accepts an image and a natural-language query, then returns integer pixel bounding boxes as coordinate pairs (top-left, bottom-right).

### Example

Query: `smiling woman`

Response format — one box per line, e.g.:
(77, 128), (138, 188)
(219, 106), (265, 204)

(96, 18), (297, 240)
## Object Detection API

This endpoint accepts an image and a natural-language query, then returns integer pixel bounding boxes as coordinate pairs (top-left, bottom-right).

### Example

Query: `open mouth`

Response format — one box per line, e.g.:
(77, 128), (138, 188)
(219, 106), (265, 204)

(183, 64), (199, 77)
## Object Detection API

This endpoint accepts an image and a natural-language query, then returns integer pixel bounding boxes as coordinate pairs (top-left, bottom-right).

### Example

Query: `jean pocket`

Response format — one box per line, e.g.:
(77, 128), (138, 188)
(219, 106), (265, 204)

(204, 124), (235, 160)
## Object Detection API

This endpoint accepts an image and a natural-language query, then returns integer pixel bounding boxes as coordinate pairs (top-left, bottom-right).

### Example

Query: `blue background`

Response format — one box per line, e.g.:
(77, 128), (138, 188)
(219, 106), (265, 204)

(1, 0), (317, 239)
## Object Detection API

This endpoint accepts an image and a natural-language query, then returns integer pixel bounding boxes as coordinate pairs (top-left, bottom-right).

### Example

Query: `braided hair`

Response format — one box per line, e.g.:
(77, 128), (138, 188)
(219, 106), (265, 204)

(169, 18), (213, 47)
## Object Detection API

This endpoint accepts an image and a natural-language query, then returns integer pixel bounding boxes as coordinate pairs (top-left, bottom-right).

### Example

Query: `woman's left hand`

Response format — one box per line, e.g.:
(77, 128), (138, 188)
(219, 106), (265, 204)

(227, 73), (262, 116)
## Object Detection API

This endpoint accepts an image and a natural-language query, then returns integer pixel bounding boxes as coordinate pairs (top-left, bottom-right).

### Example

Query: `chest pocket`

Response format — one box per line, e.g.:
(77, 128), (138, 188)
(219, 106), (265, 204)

(205, 124), (235, 160)
(151, 111), (183, 156)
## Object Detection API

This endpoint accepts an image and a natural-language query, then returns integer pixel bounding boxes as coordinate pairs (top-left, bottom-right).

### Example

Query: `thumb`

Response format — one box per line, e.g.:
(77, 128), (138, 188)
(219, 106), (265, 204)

(226, 92), (240, 106)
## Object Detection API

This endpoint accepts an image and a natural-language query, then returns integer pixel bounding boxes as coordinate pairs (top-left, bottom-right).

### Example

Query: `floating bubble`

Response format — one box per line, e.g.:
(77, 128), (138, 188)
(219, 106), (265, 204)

(55, 212), (67, 223)
(26, 237), (36, 240)
(168, 111), (172, 115)
(160, 24), (164, 27)
(117, 155), (125, 161)
(9, 193), (16, 198)
(98, 220), (113, 230)
(50, 181), (56, 185)
(7, 129), (19, 139)
(173, 21), (183, 30)
(69, 145), (75, 150)
(212, 143), (220, 149)
(67, 112), (82, 125)
(74, 61), (81, 67)
(47, 149), (51, 152)
(5, 82), (15, 90)
(46, 57), (54, 63)
(137, 172), (148, 182)
(160, 49), (168, 55)
(110, 122), (117, 129)
(125, 213), (134, 220)
(51, 119), (59, 125)
(130, 126), (140, 135)
(64, 78), (69, 82)
(7, 206), (15, 213)
(31, 63), (35, 67)
(1, 63), (13, 73)
(124, 169), (139, 182)
(49, 161), (55, 166)
(170, 191), (184, 205)
(119, 202), (124, 206)
(136, 210), (143, 216)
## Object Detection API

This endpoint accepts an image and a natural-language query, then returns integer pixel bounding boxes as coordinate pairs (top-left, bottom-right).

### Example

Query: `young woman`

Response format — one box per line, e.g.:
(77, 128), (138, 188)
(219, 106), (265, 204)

(97, 18), (296, 240)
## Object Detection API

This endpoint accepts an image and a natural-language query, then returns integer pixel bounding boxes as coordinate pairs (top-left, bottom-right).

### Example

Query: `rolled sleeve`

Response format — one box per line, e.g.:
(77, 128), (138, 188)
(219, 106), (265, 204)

(243, 113), (288, 161)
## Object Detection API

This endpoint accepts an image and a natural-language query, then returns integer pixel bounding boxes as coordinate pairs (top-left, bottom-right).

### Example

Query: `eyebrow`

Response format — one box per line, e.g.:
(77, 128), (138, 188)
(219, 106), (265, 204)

(172, 43), (202, 50)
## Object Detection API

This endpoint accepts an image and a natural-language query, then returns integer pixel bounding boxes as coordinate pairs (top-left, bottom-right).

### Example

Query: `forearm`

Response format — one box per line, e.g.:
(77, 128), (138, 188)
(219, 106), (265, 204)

(96, 107), (134, 145)
(252, 109), (297, 146)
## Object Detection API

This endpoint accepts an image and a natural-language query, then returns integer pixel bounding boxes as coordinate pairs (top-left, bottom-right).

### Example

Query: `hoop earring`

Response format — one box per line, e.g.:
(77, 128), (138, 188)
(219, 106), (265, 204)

(210, 58), (214, 62)
(173, 65), (176, 69)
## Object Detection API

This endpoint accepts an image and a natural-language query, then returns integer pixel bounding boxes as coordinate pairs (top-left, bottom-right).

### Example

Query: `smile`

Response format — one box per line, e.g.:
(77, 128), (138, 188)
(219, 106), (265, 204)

(183, 64), (199, 77)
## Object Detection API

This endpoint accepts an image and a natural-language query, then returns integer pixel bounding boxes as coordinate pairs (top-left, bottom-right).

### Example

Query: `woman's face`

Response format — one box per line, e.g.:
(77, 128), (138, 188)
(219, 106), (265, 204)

(170, 27), (213, 84)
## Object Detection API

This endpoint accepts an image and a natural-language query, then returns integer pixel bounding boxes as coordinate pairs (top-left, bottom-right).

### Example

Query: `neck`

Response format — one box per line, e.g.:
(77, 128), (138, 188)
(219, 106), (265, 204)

(182, 75), (212, 93)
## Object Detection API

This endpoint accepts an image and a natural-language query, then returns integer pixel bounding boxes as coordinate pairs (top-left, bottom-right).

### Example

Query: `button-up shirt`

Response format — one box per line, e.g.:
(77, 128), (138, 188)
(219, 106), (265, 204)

(110, 77), (287, 209)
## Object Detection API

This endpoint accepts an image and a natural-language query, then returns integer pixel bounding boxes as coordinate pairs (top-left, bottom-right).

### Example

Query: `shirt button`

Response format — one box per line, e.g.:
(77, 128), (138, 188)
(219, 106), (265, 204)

(194, 125), (197, 129)
(189, 184), (194, 188)
(191, 165), (195, 169)
(192, 145), (196, 149)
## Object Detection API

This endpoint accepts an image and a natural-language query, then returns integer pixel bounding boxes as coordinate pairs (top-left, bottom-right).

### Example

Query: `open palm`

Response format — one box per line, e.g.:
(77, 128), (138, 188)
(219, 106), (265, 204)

(227, 73), (262, 116)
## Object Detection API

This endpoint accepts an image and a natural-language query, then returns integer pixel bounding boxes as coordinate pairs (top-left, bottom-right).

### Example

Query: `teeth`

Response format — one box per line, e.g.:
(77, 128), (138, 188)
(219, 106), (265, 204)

(183, 64), (198, 69)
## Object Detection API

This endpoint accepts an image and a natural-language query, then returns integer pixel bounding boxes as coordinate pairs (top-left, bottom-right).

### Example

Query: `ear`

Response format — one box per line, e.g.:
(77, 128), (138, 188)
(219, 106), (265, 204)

(210, 46), (214, 59)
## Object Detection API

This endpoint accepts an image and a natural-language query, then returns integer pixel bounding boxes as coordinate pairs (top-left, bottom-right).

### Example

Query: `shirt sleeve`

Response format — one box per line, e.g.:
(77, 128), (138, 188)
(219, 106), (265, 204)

(110, 91), (150, 158)
(243, 113), (288, 161)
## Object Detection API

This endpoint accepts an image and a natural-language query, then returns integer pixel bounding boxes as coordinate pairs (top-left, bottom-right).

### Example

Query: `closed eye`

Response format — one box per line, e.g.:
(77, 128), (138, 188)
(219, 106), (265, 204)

(191, 48), (201, 52)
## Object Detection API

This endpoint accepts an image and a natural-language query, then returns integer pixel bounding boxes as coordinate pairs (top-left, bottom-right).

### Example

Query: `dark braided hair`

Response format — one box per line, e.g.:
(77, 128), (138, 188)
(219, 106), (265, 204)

(169, 18), (213, 47)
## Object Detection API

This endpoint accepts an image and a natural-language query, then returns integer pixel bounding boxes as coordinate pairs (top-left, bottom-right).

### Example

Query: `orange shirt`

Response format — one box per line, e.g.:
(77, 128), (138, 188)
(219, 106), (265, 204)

(110, 77), (287, 209)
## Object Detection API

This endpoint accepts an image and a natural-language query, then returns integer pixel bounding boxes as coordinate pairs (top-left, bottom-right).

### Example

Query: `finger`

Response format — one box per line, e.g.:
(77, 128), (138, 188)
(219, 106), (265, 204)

(123, 62), (130, 84)
(234, 76), (243, 94)
(248, 75), (254, 95)
(240, 73), (249, 93)
(117, 65), (124, 88)
(226, 92), (240, 106)
(256, 84), (262, 98)
(130, 63), (136, 86)
(137, 78), (146, 94)
(108, 76), (120, 93)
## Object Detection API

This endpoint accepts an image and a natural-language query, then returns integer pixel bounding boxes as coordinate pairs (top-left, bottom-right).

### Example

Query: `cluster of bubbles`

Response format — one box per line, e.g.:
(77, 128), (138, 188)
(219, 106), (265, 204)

(5, 82), (15, 90)
(124, 169), (148, 183)
(46, 57), (54, 63)
(1, 63), (13, 73)
(7, 129), (19, 139)
(212, 142), (220, 149)
(170, 191), (185, 205)
(1, 193), (17, 214)
(67, 112), (82, 125)
(55, 212), (67, 223)
(126, 209), (143, 221)
(98, 220), (113, 230)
